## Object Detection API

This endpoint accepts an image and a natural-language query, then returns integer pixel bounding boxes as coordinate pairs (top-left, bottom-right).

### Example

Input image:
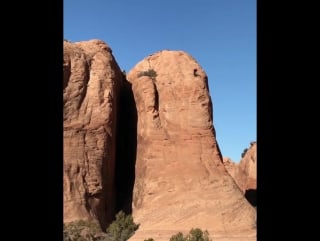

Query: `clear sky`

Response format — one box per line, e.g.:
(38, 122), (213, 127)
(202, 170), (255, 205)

(64, 0), (256, 163)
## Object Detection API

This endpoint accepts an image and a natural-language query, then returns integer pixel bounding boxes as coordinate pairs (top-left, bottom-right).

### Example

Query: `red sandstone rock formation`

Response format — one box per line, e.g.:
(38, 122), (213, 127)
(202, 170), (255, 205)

(63, 40), (256, 240)
(223, 142), (257, 207)
(127, 51), (256, 241)
(63, 39), (123, 229)
(222, 157), (237, 179)
(235, 142), (257, 193)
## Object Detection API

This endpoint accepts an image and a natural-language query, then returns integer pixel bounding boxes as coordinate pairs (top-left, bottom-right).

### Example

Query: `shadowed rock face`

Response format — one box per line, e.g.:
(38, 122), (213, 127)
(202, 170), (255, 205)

(115, 80), (138, 214)
(127, 50), (256, 240)
(63, 40), (124, 229)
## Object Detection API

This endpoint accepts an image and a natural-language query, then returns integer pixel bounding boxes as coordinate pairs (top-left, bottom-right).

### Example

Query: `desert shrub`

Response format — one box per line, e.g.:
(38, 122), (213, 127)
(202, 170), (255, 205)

(63, 211), (139, 241)
(168, 228), (211, 241)
(137, 69), (157, 79)
(141, 228), (212, 241)
(241, 148), (248, 158)
(187, 228), (211, 241)
(105, 211), (139, 241)
(63, 220), (106, 241)
(170, 232), (185, 241)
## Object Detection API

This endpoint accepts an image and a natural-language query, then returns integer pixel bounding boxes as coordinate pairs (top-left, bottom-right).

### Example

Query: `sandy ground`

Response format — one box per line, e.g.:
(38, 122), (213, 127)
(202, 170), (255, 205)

(129, 229), (256, 241)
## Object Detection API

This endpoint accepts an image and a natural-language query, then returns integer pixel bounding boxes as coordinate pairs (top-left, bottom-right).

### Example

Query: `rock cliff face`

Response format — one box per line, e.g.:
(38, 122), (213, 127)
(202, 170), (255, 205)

(63, 40), (124, 229)
(223, 142), (257, 207)
(126, 51), (256, 240)
(235, 142), (257, 206)
(235, 142), (257, 194)
(63, 40), (256, 240)
(222, 157), (237, 179)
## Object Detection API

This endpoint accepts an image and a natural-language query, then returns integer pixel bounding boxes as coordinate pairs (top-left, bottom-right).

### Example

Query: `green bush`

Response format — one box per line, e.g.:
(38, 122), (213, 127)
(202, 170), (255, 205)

(63, 220), (106, 241)
(63, 211), (139, 241)
(63, 217), (211, 241)
(169, 232), (185, 241)
(106, 211), (139, 241)
(169, 228), (211, 241)
(187, 228), (211, 241)
(137, 69), (157, 80)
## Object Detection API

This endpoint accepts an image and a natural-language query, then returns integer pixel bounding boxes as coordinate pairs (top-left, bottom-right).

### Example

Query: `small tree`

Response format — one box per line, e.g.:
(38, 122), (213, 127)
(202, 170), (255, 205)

(169, 228), (211, 241)
(137, 69), (157, 80)
(187, 228), (211, 241)
(170, 232), (185, 241)
(64, 211), (139, 241)
(106, 211), (139, 241)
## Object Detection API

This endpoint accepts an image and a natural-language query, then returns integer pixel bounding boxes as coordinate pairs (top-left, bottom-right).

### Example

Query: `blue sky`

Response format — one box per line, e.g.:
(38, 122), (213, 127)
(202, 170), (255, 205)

(64, 0), (256, 163)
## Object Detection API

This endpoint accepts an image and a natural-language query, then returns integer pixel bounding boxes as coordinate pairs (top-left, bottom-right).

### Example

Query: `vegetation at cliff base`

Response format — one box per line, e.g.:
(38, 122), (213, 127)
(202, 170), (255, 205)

(106, 211), (139, 241)
(145, 228), (212, 241)
(63, 211), (139, 241)
(64, 213), (211, 241)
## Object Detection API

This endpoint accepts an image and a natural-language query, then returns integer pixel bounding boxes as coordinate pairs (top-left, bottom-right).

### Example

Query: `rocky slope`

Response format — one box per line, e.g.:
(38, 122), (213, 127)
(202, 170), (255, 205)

(126, 50), (256, 240)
